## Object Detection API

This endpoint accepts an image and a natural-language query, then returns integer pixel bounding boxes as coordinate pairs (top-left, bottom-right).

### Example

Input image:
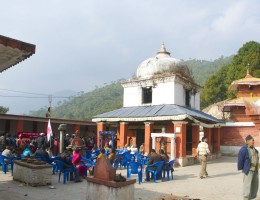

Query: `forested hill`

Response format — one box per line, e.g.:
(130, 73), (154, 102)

(184, 56), (233, 86)
(29, 55), (235, 120)
(30, 81), (124, 120)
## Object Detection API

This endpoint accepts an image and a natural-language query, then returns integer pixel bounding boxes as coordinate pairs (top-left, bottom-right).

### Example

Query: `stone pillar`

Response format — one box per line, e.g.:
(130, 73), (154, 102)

(97, 122), (106, 149)
(144, 122), (153, 154)
(119, 122), (128, 149)
(172, 121), (187, 158)
(16, 120), (24, 133)
(58, 124), (67, 153)
(152, 136), (156, 149)
(170, 136), (175, 160)
(192, 124), (200, 157)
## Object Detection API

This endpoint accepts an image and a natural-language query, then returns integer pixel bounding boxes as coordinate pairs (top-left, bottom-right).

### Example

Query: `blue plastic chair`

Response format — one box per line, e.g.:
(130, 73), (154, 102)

(113, 153), (124, 169)
(127, 161), (142, 184)
(0, 155), (14, 175)
(86, 150), (92, 159)
(54, 160), (76, 184)
(50, 156), (60, 175)
(146, 161), (165, 183)
(163, 160), (175, 180)
(121, 153), (135, 168)
(81, 156), (96, 176)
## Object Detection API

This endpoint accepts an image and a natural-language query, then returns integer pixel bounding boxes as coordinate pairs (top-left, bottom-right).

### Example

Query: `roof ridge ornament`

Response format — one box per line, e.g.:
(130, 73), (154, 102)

(156, 43), (170, 57)
(245, 63), (253, 78)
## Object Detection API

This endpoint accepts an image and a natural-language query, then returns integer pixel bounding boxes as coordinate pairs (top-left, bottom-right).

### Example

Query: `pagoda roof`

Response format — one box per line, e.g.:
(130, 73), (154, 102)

(223, 97), (260, 111)
(0, 35), (36, 72)
(230, 73), (260, 90)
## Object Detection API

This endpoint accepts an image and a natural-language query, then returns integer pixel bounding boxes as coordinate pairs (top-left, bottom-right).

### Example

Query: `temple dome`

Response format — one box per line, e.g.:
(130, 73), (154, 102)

(136, 43), (191, 79)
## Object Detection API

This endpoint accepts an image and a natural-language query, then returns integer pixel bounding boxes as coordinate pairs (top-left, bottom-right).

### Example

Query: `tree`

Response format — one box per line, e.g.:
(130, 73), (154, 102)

(201, 41), (260, 109)
(0, 106), (9, 114)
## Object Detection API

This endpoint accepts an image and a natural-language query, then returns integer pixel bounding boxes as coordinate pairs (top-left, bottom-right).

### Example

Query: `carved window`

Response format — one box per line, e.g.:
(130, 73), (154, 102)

(142, 87), (152, 104)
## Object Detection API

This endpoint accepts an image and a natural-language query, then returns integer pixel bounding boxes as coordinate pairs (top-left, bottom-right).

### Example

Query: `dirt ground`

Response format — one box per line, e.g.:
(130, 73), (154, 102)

(1, 156), (260, 200)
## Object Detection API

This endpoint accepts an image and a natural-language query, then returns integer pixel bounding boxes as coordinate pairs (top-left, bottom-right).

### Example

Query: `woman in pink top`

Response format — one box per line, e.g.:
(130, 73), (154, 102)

(72, 147), (86, 177)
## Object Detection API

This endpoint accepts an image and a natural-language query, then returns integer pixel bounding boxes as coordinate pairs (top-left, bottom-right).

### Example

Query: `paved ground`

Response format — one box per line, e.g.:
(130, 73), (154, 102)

(0, 156), (260, 200)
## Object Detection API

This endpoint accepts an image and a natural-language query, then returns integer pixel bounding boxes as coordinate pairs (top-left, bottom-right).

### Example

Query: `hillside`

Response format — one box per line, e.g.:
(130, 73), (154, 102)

(184, 56), (233, 86)
(30, 56), (233, 120)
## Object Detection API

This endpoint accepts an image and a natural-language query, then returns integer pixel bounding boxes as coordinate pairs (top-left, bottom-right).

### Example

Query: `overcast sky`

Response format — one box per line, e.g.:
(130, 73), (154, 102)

(1, 0), (260, 114)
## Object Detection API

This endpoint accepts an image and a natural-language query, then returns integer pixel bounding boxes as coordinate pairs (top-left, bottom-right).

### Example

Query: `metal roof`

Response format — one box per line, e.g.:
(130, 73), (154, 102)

(93, 104), (222, 124)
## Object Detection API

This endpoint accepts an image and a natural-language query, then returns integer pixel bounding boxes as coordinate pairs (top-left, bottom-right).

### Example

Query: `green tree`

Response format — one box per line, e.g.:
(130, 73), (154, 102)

(0, 106), (9, 114)
(201, 41), (260, 109)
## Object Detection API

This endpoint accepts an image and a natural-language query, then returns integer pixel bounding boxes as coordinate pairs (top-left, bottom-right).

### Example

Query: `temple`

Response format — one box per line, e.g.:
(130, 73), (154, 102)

(219, 69), (260, 155)
(93, 44), (222, 166)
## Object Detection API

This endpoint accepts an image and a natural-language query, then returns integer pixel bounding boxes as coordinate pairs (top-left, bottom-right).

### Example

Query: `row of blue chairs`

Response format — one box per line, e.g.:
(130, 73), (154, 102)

(127, 160), (175, 184)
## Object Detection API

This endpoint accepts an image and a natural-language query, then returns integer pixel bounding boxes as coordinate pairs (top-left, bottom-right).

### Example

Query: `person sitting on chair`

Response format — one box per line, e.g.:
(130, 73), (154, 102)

(108, 148), (116, 164)
(2, 145), (15, 163)
(72, 146), (87, 180)
(145, 149), (162, 181)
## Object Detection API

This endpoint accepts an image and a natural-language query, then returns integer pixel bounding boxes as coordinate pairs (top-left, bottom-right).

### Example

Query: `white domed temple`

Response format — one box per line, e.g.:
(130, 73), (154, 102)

(93, 44), (221, 166)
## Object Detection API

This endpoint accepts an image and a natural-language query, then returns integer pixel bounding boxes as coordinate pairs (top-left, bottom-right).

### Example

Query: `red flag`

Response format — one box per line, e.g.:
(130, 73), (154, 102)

(47, 119), (53, 142)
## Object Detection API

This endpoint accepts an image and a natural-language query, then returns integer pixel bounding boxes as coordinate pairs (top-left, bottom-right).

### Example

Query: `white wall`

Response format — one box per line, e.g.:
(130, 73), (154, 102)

(123, 78), (200, 109)
(174, 83), (185, 106)
(153, 82), (175, 105)
(123, 86), (142, 107)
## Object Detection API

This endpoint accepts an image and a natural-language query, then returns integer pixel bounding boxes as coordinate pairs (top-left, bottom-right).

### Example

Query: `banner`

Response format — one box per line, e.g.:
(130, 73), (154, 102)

(47, 119), (53, 142)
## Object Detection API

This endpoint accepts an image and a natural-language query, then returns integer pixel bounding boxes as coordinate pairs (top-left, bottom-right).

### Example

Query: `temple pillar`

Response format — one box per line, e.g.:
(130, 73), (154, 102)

(119, 122), (128, 149)
(97, 122), (106, 148)
(16, 120), (24, 133)
(152, 136), (156, 149)
(144, 122), (153, 154)
(172, 121), (187, 158)
(192, 123), (200, 157)
(214, 127), (221, 153)
(170, 136), (175, 160)
(204, 127), (212, 152)
(74, 124), (81, 134)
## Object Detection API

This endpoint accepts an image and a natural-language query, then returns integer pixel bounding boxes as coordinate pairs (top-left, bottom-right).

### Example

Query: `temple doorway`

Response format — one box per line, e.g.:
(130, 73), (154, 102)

(136, 129), (144, 149)
(186, 124), (192, 155)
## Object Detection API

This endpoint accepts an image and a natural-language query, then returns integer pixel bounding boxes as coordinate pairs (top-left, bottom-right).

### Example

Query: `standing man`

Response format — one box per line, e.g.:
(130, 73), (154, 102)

(238, 135), (259, 200)
(196, 137), (211, 179)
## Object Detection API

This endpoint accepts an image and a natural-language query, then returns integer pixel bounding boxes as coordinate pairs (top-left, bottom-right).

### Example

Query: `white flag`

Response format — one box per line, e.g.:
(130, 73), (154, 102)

(47, 119), (53, 142)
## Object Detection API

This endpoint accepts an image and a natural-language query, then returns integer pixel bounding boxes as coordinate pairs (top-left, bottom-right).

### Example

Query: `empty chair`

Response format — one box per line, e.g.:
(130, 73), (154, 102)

(0, 155), (14, 175)
(127, 161), (142, 184)
(163, 160), (175, 181)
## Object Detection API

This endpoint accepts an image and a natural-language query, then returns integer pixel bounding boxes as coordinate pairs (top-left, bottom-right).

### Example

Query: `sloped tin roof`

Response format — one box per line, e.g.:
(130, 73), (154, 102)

(93, 104), (221, 123)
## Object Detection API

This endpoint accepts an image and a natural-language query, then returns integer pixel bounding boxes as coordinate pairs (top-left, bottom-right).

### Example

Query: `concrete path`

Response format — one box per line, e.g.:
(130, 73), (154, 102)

(0, 156), (259, 200)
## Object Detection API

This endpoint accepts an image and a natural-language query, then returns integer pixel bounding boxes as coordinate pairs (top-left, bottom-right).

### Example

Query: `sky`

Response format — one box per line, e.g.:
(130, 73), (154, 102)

(1, 0), (260, 114)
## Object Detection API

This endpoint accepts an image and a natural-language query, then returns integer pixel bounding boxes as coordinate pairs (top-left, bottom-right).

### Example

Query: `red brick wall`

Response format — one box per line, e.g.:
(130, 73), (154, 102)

(221, 126), (259, 146)
(237, 85), (260, 98)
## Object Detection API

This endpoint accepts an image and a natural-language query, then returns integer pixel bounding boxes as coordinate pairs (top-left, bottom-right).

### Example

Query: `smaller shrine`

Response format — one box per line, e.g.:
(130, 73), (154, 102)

(220, 68), (260, 155)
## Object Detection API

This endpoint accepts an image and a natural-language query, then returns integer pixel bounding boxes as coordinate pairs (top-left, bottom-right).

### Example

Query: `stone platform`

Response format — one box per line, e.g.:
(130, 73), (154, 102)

(13, 160), (52, 186)
(86, 176), (136, 200)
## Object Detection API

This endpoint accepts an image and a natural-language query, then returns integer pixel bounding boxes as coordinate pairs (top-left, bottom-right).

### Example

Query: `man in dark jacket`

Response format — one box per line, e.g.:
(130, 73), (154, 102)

(145, 149), (162, 181)
(36, 133), (47, 150)
(238, 135), (259, 200)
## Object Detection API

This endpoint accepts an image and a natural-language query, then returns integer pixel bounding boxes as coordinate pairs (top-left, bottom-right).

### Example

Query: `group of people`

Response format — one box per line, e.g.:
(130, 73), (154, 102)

(145, 148), (170, 181)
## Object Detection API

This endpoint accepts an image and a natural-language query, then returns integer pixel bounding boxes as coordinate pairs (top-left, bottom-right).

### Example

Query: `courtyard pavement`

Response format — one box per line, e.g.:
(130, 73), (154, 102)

(0, 156), (260, 200)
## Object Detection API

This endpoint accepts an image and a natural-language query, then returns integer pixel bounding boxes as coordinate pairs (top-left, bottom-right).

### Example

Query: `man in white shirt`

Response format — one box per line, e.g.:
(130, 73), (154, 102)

(196, 137), (211, 179)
